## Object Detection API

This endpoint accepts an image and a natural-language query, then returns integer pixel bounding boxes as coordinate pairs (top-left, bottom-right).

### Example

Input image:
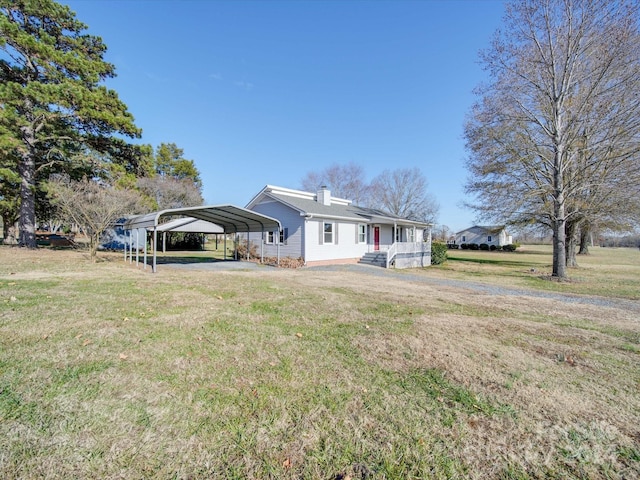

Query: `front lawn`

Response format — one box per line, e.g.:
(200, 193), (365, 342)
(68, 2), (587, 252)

(1, 246), (638, 479)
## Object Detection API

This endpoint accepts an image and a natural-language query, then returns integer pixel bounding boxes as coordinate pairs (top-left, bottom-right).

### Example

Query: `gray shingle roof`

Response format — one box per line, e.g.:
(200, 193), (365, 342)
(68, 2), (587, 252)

(456, 225), (506, 235)
(267, 192), (427, 226)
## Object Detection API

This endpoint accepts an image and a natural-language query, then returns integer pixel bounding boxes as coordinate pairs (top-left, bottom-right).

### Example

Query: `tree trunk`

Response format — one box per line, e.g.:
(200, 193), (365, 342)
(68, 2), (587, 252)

(566, 222), (578, 267)
(578, 224), (590, 255)
(1, 214), (7, 241)
(565, 219), (579, 268)
(90, 232), (99, 261)
(553, 217), (567, 277)
(552, 147), (567, 278)
(17, 144), (37, 248)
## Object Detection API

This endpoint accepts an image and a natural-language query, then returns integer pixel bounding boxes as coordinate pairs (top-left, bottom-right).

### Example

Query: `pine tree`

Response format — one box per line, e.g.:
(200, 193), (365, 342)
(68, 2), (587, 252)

(0, 0), (141, 247)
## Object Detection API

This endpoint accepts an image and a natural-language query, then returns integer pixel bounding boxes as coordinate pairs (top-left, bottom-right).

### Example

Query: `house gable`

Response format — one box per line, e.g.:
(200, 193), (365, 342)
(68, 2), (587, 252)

(247, 194), (305, 260)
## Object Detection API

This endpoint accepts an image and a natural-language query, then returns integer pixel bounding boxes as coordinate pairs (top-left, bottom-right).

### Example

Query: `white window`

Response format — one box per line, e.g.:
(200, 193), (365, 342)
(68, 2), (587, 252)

(462, 235), (466, 242)
(395, 227), (403, 242)
(487, 235), (492, 242)
(358, 224), (366, 243)
(408, 228), (415, 243)
(323, 222), (333, 244)
(279, 228), (288, 245)
(266, 231), (275, 244)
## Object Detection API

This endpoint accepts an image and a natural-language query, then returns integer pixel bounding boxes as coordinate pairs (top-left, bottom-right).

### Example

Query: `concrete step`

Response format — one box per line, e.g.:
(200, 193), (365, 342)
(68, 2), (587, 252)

(358, 252), (387, 267)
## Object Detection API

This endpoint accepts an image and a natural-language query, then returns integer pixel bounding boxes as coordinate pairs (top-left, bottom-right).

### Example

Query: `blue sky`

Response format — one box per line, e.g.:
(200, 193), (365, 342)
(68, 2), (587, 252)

(64, 0), (505, 232)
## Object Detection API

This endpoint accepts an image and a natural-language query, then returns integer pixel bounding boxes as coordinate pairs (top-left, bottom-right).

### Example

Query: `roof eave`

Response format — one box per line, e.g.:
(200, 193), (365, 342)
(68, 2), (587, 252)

(301, 213), (368, 222)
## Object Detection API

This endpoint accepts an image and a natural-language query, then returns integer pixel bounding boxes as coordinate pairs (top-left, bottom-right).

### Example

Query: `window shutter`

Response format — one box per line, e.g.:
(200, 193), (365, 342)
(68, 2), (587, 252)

(335, 223), (339, 244)
(284, 228), (288, 245)
(319, 222), (324, 245)
(355, 224), (359, 243)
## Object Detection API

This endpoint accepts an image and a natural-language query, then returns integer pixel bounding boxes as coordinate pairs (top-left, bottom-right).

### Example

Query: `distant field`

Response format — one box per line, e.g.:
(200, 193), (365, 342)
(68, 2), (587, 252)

(1, 246), (638, 479)
(434, 244), (640, 299)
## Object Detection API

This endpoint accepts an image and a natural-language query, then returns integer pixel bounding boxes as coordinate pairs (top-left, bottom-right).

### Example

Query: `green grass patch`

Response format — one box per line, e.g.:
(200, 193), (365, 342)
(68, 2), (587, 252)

(394, 368), (512, 418)
(432, 245), (640, 299)
(0, 246), (638, 479)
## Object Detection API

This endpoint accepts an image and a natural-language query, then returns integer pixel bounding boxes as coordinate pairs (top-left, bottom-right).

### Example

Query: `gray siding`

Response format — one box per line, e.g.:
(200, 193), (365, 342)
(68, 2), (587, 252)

(251, 200), (305, 259)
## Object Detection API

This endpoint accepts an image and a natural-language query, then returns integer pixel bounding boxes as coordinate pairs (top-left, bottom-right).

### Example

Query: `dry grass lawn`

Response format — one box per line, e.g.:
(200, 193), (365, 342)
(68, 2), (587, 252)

(0, 245), (638, 479)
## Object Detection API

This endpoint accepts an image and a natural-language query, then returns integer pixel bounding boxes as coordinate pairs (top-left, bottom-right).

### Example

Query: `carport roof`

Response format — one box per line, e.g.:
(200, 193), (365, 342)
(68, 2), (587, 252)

(124, 205), (281, 233)
(154, 217), (224, 234)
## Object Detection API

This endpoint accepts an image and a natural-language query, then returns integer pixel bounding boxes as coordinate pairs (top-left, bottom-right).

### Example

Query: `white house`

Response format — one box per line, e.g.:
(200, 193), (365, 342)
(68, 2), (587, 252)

(246, 185), (432, 268)
(455, 225), (512, 247)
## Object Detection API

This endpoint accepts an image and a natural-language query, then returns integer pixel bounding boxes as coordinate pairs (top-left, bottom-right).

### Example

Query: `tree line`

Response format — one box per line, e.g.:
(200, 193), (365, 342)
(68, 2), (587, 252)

(2, 0), (439, 253)
(0, 1), (202, 250)
(8, 0), (637, 279)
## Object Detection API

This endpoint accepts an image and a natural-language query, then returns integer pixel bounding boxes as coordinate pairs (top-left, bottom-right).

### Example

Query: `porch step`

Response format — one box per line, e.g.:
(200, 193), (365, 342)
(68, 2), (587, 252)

(358, 252), (387, 268)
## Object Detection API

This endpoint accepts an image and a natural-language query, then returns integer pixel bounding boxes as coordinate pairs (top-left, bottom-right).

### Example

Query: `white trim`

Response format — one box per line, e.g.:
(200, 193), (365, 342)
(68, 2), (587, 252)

(266, 231), (275, 244)
(246, 184), (352, 209)
(323, 221), (334, 244)
(357, 223), (366, 244)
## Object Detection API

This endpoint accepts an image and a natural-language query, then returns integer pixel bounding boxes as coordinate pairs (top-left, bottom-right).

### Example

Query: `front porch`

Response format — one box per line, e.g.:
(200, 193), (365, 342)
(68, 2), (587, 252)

(359, 242), (431, 268)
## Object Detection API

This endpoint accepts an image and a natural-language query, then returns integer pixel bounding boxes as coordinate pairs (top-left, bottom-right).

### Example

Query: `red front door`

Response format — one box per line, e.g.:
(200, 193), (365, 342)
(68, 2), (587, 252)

(374, 227), (380, 251)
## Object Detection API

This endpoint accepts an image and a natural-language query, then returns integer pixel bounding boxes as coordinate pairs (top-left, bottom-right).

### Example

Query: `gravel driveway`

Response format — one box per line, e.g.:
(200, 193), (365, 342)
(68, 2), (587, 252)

(162, 260), (639, 315)
(306, 264), (640, 315)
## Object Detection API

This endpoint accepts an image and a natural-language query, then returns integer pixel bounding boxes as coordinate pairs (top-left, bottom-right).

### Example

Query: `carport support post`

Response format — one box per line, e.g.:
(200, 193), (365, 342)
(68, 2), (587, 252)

(152, 228), (158, 273)
(143, 230), (148, 270)
(129, 232), (133, 263)
(246, 232), (250, 260)
(223, 233), (227, 260)
(135, 230), (139, 266)
(260, 230), (264, 263)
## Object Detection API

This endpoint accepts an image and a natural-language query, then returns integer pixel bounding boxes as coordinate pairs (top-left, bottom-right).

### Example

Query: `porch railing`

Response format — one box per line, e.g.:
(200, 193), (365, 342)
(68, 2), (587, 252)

(367, 243), (393, 253)
(367, 242), (429, 268)
(385, 243), (397, 268)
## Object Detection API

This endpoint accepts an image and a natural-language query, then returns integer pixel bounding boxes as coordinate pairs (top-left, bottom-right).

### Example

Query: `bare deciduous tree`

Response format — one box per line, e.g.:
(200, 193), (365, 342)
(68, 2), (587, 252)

(46, 176), (145, 260)
(301, 164), (439, 223)
(433, 224), (453, 243)
(137, 176), (203, 210)
(465, 0), (640, 278)
(370, 168), (439, 223)
(300, 163), (369, 205)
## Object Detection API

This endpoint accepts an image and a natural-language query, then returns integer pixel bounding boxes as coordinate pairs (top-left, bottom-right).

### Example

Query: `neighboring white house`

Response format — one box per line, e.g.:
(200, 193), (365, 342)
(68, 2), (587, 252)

(100, 217), (146, 251)
(455, 225), (513, 247)
(246, 185), (432, 268)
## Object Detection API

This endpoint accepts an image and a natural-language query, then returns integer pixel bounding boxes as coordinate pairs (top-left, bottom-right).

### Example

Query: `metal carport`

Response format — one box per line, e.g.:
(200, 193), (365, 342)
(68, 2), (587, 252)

(154, 217), (224, 253)
(123, 205), (282, 272)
